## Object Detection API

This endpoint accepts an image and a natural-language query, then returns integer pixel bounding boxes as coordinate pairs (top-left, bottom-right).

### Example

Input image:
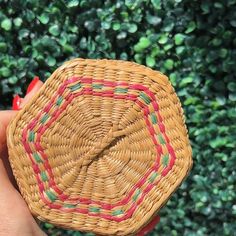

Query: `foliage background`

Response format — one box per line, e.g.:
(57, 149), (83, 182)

(0, 0), (236, 235)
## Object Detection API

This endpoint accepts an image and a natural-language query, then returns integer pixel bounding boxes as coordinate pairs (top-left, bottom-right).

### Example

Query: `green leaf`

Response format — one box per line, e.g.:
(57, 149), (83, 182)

(38, 13), (49, 24)
(180, 77), (194, 87)
(44, 223), (54, 229)
(230, 20), (236, 27)
(13, 17), (23, 27)
(0, 42), (7, 52)
(125, 0), (142, 9)
(169, 73), (177, 86)
(146, 14), (161, 25)
(212, 38), (222, 46)
(101, 21), (110, 30)
(0, 67), (11, 77)
(185, 21), (196, 34)
(146, 56), (155, 67)
(18, 29), (29, 39)
(139, 37), (151, 48)
(150, 46), (160, 57)
(216, 96), (226, 105)
(227, 82), (236, 92)
(164, 43), (173, 51)
(47, 56), (56, 66)
(112, 22), (120, 31)
(134, 37), (151, 52)
(8, 76), (18, 84)
(49, 25), (60, 36)
(158, 34), (168, 44)
(151, 0), (161, 9)
(210, 137), (227, 148)
(63, 44), (74, 53)
(85, 21), (96, 32)
(174, 33), (185, 45)
(201, 2), (210, 13)
(214, 2), (223, 8)
(164, 59), (174, 70)
(176, 46), (185, 54)
(120, 52), (128, 60)
(128, 23), (137, 33)
(229, 93), (236, 101)
(67, 0), (79, 7)
(134, 53), (142, 64)
(1, 18), (12, 31)
(163, 18), (175, 32)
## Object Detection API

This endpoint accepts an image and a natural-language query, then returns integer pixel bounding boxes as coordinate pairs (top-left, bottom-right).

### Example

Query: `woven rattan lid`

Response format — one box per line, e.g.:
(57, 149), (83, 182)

(7, 58), (192, 235)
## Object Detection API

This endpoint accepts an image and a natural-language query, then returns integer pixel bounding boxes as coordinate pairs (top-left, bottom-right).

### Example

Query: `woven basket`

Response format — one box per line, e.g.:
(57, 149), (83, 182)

(7, 58), (192, 235)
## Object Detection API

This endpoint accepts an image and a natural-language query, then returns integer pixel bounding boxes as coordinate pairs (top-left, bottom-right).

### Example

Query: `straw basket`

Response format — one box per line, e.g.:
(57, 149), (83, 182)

(7, 58), (192, 235)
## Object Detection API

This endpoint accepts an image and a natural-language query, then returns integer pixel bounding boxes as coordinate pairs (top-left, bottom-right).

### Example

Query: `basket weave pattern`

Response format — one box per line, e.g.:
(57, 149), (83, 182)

(7, 59), (192, 235)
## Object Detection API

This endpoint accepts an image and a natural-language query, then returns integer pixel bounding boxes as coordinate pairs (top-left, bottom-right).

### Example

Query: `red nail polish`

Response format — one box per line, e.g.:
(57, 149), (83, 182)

(137, 215), (160, 236)
(26, 76), (39, 94)
(12, 95), (22, 110)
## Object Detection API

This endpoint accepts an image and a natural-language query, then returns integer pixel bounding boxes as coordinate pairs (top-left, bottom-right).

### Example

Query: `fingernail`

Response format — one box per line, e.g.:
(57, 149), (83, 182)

(12, 95), (22, 110)
(26, 76), (39, 94)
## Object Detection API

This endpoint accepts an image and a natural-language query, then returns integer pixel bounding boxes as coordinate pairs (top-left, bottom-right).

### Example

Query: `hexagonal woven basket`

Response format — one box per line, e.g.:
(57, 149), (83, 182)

(7, 58), (192, 235)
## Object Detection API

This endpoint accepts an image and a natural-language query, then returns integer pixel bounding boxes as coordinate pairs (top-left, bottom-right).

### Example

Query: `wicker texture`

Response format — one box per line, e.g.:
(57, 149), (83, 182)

(7, 58), (192, 235)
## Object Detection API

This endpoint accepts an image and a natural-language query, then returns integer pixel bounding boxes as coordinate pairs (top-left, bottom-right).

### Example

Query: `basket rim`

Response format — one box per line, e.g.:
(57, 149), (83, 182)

(7, 58), (193, 235)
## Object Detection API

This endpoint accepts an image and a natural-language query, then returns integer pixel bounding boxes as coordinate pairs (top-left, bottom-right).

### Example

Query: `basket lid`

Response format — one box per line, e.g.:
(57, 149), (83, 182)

(7, 58), (192, 235)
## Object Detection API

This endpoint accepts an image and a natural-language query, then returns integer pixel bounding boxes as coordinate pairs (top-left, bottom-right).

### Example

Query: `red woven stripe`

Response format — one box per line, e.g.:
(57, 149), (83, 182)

(21, 76), (176, 221)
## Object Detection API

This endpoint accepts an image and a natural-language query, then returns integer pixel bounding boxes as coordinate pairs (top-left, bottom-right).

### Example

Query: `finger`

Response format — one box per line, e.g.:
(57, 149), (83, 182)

(0, 110), (17, 129)
(20, 80), (44, 108)
(0, 118), (17, 188)
(0, 111), (17, 146)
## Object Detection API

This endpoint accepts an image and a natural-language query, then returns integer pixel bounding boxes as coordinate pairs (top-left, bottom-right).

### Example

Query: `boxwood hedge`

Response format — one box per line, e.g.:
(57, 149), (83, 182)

(0, 0), (235, 235)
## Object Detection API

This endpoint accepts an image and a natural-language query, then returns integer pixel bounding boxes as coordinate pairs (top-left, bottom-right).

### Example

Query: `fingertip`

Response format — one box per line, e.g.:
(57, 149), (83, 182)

(26, 76), (40, 94)
(12, 95), (22, 111)
(21, 80), (44, 108)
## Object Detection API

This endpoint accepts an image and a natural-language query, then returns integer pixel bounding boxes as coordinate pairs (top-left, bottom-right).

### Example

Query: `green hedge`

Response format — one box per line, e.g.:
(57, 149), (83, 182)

(1, 0), (236, 235)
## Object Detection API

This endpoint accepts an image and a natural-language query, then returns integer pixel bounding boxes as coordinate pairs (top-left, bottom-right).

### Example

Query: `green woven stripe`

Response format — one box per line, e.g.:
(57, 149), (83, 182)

(33, 152), (43, 163)
(112, 209), (124, 216)
(69, 83), (82, 91)
(139, 92), (151, 104)
(162, 154), (169, 167)
(115, 88), (128, 93)
(28, 131), (35, 142)
(64, 204), (76, 208)
(158, 134), (166, 145)
(133, 189), (141, 201)
(149, 172), (158, 183)
(56, 96), (63, 106)
(41, 171), (48, 182)
(150, 113), (157, 124)
(41, 114), (49, 124)
(89, 206), (100, 213)
(92, 84), (103, 89)
(45, 190), (57, 202)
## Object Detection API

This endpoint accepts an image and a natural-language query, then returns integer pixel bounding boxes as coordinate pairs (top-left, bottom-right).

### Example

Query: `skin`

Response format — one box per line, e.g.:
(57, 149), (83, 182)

(0, 80), (46, 236)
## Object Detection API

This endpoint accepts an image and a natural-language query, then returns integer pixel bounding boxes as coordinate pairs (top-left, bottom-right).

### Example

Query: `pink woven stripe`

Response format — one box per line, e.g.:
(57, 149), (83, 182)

(22, 76), (176, 220)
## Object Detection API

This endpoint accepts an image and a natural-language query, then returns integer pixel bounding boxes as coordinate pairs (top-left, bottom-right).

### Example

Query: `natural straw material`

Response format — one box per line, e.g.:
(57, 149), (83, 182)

(7, 58), (192, 235)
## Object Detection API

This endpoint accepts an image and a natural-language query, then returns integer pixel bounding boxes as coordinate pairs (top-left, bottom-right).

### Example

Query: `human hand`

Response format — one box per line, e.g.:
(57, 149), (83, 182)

(0, 77), (46, 236)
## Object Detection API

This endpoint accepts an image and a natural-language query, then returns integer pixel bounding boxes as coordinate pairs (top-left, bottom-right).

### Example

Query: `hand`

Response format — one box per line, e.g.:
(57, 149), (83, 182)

(0, 78), (46, 236)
